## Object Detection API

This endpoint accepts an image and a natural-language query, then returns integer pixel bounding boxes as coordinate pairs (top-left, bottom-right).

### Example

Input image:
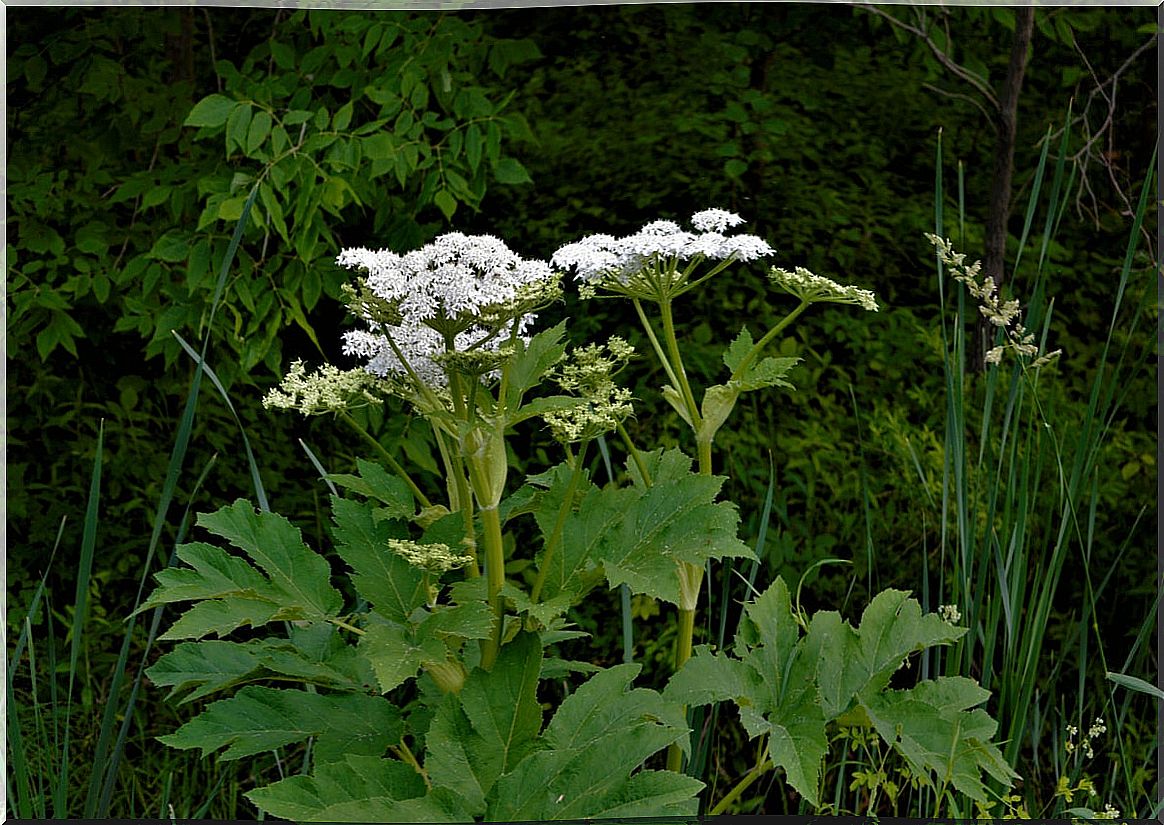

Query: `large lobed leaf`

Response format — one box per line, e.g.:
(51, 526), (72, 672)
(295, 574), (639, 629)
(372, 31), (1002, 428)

(489, 661), (701, 821)
(249, 632), (701, 821)
(140, 500), (345, 639)
(666, 577), (1013, 808)
(159, 684), (401, 764)
(531, 449), (755, 610)
(146, 635), (377, 703)
(329, 495), (426, 623)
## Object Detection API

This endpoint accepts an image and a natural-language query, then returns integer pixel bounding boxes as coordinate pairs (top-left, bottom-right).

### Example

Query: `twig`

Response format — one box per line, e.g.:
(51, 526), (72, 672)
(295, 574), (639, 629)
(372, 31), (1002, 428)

(859, 4), (1000, 111)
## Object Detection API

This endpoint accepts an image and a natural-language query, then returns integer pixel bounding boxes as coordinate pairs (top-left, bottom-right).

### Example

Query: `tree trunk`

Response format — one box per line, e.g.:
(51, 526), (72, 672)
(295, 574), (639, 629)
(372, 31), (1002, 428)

(975, 7), (1035, 371)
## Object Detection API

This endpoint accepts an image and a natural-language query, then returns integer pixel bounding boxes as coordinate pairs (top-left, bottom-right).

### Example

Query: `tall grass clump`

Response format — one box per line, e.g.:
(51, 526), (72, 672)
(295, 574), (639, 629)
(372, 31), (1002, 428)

(923, 121), (1157, 818)
(5, 190), (272, 820)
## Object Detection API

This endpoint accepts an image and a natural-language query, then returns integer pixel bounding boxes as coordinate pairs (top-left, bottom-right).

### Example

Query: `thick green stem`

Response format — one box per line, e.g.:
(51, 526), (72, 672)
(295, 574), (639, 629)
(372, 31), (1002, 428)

(435, 431), (479, 578)
(478, 503), (506, 669)
(709, 758), (774, 815)
(338, 412), (433, 510)
(530, 440), (589, 605)
(658, 297), (701, 429)
(632, 299), (684, 396)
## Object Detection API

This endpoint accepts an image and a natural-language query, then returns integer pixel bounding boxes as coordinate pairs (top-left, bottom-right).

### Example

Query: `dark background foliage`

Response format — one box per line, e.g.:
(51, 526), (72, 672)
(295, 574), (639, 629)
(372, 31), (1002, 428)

(6, 4), (1156, 817)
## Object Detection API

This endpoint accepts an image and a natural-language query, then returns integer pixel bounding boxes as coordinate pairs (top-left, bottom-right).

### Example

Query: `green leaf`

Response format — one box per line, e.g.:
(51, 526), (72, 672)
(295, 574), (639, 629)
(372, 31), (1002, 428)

(332, 100), (354, 131)
(459, 631), (543, 789)
(723, 326), (800, 391)
(665, 578), (1004, 808)
(147, 230), (189, 263)
(863, 677), (1018, 801)
(139, 542), (270, 610)
(675, 581), (829, 805)
(330, 496), (426, 622)
(810, 588), (965, 717)
(145, 639), (268, 703)
(197, 499), (344, 619)
(533, 450), (753, 609)
(490, 663), (700, 820)
(159, 597), (282, 641)
(504, 320), (569, 411)
(425, 694), (489, 814)
(493, 156), (532, 185)
(185, 94), (237, 128)
(1106, 670), (1164, 700)
(724, 158), (748, 178)
(145, 637), (376, 703)
(434, 189), (457, 220)
(418, 601), (495, 641)
(360, 619), (446, 693)
(226, 102), (252, 155)
(465, 122), (483, 173)
(247, 755), (464, 823)
(327, 458), (414, 519)
(159, 685), (401, 763)
(246, 110), (272, 155)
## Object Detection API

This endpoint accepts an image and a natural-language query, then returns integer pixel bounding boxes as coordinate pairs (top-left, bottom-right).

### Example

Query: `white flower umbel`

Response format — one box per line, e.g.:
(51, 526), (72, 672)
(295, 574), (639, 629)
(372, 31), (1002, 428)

(337, 233), (557, 388)
(338, 233), (555, 329)
(551, 209), (774, 301)
(768, 266), (879, 312)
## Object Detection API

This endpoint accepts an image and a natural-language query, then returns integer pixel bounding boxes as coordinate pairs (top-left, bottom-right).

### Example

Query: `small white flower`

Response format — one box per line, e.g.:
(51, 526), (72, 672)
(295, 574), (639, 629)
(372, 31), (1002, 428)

(924, 234), (1060, 369)
(1088, 717), (1107, 739)
(263, 359), (387, 415)
(387, 539), (473, 574)
(938, 604), (962, 624)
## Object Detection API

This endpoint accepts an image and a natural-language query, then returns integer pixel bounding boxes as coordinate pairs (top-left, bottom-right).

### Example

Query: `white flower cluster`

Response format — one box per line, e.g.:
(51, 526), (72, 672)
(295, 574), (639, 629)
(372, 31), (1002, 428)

(937, 603), (962, 624)
(550, 209), (774, 295)
(262, 359), (385, 416)
(1064, 717), (1107, 760)
(337, 233), (554, 323)
(768, 266), (879, 312)
(926, 234), (1061, 368)
(337, 233), (556, 386)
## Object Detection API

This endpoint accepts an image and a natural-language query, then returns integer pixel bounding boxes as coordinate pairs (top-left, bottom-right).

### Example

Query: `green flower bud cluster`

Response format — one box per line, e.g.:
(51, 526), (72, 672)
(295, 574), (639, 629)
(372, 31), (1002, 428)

(542, 337), (635, 443)
(262, 360), (386, 416)
(387, 538), (474, 575)
(768, 266), (879, 312)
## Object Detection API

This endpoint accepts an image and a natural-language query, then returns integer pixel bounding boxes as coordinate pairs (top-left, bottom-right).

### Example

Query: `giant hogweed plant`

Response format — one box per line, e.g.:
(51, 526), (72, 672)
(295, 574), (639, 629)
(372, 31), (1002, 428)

(142, 210), (1019, 819)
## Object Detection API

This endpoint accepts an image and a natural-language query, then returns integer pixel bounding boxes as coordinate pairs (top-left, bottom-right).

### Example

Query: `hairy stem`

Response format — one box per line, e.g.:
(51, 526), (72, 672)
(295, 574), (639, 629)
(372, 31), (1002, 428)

(478, 503), (506, 669)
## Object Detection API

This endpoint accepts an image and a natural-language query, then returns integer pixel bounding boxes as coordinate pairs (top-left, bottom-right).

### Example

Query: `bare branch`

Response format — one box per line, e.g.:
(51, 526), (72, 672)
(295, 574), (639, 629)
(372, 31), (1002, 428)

(859, 3), (1001, 111)
(921, 82), (997, 128)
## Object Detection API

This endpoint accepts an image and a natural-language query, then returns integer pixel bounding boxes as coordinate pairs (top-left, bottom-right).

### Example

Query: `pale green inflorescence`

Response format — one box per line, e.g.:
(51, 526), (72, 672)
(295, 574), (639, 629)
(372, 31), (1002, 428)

(925, 233), (1062, 368)
(262, 359), (387, 415)
(542, 336), (636, 443)
(767, 265), (879, 312)
(387, 538), (474, 575)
